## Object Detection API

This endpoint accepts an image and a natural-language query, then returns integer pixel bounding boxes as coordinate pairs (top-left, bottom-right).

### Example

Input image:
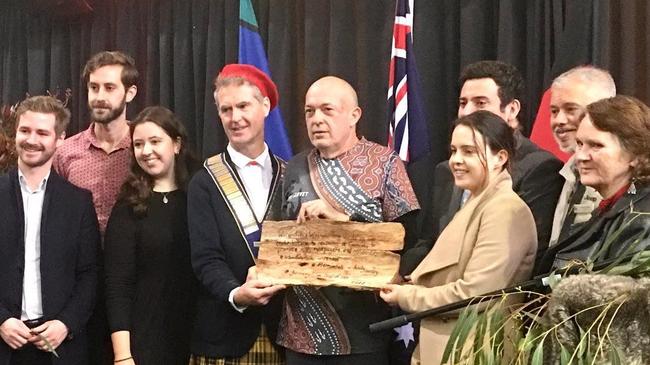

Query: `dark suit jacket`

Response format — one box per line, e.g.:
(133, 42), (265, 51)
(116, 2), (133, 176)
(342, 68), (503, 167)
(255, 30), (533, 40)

(188, 152), (284, 358)
(0, 168), (100, 365)
(406, 133), (563, 272)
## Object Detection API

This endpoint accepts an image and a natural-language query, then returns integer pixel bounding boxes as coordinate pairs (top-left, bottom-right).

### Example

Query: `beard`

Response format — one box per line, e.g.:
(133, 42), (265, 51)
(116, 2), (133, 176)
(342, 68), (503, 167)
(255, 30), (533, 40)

(89, 95), (127, 124)
(17, 141), (55, 168)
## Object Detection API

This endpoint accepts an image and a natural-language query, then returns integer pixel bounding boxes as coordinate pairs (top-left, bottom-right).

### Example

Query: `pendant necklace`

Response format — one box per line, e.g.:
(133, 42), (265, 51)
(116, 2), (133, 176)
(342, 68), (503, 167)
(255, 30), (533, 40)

(162, 192), (169, 204)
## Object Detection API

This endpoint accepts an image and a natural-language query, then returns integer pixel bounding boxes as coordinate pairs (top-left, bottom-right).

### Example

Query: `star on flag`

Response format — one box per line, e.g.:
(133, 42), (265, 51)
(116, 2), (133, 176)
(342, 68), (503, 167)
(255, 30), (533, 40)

(394, 322), (415, 348)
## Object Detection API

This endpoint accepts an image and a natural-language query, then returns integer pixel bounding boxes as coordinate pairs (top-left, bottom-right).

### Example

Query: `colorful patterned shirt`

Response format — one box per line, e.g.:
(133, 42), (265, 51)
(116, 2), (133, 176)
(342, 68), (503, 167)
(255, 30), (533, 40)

(279, 138), (419, 355)
(53, 123), (131, 236)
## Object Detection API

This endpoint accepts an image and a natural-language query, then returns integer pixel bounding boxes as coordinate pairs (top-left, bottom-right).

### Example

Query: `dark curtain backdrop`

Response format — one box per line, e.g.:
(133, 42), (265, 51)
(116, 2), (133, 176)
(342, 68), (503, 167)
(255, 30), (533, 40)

(603, 0), (650, 103)
(0, 0), (645, 163)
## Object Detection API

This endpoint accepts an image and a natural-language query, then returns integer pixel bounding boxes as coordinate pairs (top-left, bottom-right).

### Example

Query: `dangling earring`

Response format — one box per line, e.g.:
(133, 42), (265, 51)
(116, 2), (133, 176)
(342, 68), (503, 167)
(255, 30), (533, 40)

(629, 177), (637, 195)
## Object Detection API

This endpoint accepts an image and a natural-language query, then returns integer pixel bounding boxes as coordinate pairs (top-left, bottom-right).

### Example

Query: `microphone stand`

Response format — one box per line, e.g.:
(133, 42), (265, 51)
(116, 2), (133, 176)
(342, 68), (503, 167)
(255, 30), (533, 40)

(369, 253), (640, 333)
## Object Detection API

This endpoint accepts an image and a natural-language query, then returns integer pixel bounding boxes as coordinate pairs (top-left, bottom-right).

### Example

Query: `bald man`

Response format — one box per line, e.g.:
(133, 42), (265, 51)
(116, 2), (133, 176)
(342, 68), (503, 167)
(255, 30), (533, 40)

(277, 76), (420, 364)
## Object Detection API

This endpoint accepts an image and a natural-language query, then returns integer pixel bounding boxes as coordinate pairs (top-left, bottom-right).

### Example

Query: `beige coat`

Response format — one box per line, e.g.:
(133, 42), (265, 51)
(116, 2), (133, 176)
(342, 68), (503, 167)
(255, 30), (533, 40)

(397, 171), (537, 365)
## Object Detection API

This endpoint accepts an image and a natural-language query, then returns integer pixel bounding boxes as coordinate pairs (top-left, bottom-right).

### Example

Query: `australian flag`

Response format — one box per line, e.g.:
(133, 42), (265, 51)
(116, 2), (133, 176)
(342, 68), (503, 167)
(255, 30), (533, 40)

(239, 0), (293, 160)
(387, 2), (425, 363)
(386, 0), (429, 163)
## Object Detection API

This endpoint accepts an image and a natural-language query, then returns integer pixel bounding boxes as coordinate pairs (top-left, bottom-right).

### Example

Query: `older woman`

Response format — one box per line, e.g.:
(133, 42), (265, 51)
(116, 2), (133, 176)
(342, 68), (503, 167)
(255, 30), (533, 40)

(380, 111), (538, 365)
(545, 95), (650, 270)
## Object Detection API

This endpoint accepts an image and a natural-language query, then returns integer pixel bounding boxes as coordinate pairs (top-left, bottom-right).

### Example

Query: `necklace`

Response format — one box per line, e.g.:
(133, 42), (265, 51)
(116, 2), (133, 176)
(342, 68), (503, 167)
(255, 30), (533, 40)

(154, 187), (177, 204)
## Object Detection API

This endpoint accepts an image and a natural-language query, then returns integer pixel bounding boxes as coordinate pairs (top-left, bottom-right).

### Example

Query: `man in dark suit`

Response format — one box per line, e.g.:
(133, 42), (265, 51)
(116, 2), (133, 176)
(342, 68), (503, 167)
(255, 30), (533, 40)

(0, 96), (99, 365)
(405, 61), (563, 273)
(187, 64), (286, 364)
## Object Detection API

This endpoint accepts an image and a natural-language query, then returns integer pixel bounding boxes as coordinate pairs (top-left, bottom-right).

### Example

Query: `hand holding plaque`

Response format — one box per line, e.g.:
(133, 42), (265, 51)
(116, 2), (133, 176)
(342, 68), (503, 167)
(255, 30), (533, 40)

(233, 266), (286, 307)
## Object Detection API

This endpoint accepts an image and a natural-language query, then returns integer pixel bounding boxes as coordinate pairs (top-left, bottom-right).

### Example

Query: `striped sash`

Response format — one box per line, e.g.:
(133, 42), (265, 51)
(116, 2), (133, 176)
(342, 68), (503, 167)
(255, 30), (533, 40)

(205, 153), (262, 258)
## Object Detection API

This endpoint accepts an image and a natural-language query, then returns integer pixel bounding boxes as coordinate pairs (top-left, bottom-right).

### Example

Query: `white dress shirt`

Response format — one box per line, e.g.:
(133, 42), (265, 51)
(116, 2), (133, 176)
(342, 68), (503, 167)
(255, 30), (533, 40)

(226, 143), (273, 221)
(226, 144), (273, 312)
(18, 169), (50, 320)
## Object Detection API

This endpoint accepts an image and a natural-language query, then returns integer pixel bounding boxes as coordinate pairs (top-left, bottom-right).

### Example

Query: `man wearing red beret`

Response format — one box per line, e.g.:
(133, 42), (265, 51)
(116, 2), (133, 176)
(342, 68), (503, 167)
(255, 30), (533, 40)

(187, 64), (287, 364)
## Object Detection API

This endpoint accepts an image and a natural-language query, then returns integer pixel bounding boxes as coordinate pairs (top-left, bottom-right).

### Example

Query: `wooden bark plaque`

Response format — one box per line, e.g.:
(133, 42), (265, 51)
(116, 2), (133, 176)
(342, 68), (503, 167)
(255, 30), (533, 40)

(256, 220), (405, 290)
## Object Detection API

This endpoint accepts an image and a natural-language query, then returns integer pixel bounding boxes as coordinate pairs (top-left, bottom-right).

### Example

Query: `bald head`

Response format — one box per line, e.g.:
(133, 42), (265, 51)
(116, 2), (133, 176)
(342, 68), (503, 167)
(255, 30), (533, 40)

(307, 76), (359, 108)
(304, 76), (362, 158)
(550, 65), (616, 153)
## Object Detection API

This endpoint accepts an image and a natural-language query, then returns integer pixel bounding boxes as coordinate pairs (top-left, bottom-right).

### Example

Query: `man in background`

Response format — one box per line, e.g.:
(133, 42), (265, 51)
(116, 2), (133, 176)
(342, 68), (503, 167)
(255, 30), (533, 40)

(407, 60), (563, 273)
(53, 50), (138, 365)
(545, 66), (616, 255)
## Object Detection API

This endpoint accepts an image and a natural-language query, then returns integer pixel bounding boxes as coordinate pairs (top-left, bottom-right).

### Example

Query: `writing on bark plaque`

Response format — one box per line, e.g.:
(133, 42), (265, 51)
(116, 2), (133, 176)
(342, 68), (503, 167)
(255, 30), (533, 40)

(256, 220), (404, 290)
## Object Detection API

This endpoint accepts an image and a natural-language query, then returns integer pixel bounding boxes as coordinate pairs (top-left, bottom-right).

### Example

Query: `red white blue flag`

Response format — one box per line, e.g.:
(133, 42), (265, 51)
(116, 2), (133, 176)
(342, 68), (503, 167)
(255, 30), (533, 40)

(387, 0), (429, 162)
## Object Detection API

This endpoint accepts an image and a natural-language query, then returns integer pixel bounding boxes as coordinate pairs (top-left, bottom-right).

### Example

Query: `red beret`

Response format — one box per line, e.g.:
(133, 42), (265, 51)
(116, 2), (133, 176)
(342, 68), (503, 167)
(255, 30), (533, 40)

(218, 64), (279, 109)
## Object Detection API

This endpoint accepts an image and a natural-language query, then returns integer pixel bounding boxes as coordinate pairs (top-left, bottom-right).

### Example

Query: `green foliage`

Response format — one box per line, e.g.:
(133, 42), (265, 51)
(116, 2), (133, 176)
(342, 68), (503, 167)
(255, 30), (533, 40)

(442, 289), (633, 364)
(442, 213), (650, 364)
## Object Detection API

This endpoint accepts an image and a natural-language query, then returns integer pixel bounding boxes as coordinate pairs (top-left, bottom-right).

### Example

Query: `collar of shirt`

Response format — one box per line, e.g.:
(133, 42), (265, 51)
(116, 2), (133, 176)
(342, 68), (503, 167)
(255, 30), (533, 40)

(597, 183), (631, 214)
(227, 143), (271, 171)
(18, 168), (50, 194)
(559, 154), (578, 184)
(83, 122), (132, 151)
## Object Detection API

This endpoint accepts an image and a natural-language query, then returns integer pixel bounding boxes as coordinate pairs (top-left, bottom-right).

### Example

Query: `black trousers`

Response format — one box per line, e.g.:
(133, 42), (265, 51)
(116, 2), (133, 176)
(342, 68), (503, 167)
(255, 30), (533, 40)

(10, 344), (53, 365)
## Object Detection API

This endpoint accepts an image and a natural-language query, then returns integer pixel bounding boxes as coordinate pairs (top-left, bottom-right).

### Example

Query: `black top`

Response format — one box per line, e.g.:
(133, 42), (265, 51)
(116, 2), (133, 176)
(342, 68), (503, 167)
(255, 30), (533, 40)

(105, 190), (197, 365)
(537, 184), (650, 274)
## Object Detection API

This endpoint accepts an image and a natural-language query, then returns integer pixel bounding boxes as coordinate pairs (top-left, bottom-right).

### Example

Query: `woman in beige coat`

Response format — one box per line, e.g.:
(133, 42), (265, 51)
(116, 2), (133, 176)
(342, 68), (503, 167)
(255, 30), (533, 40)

(381, 111), (538, 365)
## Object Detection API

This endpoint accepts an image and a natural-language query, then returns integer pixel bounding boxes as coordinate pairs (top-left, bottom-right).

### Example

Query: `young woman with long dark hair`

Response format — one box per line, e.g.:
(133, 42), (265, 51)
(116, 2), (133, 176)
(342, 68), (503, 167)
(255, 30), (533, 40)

(104, 106), (198, 365)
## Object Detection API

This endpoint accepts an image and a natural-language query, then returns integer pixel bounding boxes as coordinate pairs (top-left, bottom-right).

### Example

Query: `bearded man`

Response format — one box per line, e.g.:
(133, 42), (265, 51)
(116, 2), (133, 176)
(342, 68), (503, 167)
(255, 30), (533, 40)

(52, 51), (139, 365)
(53, 50), (138, 235)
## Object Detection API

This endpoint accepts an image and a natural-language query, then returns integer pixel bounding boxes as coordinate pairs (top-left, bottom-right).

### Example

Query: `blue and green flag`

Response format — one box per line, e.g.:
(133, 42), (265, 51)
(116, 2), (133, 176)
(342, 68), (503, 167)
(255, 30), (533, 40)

(239, 0), (293, 160)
